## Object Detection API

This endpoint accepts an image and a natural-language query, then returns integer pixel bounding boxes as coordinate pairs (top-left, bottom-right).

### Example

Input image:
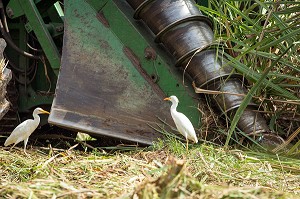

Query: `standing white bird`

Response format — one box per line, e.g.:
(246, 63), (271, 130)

(164, 95), (198, 150)
(4, 107), (50, 154)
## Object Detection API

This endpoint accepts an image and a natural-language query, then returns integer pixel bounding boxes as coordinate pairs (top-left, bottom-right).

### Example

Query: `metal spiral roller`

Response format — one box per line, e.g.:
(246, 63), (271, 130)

(126, 0), (273, 139)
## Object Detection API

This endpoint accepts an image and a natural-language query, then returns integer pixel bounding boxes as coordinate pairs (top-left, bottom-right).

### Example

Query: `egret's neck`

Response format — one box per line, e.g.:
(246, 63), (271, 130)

(33, 113), (41, 122)
(171, 102), (178, 112)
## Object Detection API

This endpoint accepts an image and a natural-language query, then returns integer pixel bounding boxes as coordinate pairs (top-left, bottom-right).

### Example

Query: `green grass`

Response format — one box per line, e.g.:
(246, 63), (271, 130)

(196, 0), (300, 149)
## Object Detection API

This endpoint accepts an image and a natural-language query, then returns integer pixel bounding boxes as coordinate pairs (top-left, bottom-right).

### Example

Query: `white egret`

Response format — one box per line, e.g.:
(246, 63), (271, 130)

(4, 107), (50, 154)
(164, 95), (198, 150)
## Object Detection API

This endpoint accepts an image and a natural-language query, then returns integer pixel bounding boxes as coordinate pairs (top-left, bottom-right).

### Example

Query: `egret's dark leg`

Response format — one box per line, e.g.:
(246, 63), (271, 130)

(186, 137), (189, 152)
(10, 143), (17, 150)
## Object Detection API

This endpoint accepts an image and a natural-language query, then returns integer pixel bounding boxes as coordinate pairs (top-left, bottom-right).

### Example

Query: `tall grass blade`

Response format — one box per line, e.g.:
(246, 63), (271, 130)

(225, 44), (295, 146)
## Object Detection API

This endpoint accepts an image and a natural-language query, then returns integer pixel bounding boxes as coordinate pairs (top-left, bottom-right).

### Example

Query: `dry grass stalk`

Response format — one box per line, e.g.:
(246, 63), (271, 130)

(0, 142), (299, 198)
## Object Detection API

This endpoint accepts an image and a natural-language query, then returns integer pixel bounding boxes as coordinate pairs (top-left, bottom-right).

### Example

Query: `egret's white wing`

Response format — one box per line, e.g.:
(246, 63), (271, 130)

(171, 112), (198, 143)
(4, 119), (36, 146)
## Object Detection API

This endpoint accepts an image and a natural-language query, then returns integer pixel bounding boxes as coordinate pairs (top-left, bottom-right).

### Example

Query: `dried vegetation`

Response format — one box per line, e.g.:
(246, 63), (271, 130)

(0, 140), (299, 198)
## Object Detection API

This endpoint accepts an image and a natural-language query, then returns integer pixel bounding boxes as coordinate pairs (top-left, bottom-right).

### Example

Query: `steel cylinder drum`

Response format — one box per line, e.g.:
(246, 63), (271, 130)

(125, 0), (272, 138)
(213, 79), (257, 113)
(229, 107), (270, 135)
(182, 49), (240, 88)
(161, 20), (213, 61)
(126, 0), (151, 11)
(137, 0), (211, 35)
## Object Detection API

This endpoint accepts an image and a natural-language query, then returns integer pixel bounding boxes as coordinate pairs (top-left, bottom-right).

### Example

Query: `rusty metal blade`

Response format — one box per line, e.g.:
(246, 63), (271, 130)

(48, 0), (173, 145)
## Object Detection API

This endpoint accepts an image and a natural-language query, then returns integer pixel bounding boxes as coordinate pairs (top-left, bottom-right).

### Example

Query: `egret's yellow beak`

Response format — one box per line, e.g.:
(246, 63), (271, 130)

(41, 110), (50, 114)
(164, 97), (171, 101)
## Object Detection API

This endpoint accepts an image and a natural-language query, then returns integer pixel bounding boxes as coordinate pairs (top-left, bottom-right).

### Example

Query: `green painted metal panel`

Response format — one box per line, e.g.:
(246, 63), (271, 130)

(7, 0), (61, 73)
(85, 0), (110, 11)
(50, 0), (167, 144)
(104, 0), (201, 126)
(49, 0), (201, 144)
(6, 0), (23, 18)
(5, 1), (58, 111)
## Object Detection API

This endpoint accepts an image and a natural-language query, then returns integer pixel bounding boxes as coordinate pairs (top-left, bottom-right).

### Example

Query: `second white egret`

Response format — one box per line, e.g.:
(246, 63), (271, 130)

(4, 107), (50, 154)
(164, 95), (198, 150)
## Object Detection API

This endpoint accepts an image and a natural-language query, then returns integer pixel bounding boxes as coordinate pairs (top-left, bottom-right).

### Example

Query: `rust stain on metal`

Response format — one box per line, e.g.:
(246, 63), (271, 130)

(99, 40), (111, 50)
(144, 46), (157, 60)
(123, 47), (140, 68)
(96, 12), (110, 28)
(123, 46), (165, 98)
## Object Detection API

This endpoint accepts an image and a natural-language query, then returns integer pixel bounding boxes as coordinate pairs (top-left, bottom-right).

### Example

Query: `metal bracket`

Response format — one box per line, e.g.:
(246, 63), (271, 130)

(7, 0), (61, 73)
